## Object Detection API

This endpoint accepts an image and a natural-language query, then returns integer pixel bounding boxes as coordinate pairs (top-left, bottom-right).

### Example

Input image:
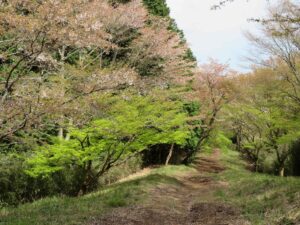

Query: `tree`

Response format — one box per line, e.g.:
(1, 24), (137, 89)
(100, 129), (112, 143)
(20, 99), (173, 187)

(246, 0), (300, 103)
(224, 67), (300, 176)
(0, 0), (194, 153)
(182, 60), (234, 163)
(0, 0), (146, 145)
(26, 93), (190, 195)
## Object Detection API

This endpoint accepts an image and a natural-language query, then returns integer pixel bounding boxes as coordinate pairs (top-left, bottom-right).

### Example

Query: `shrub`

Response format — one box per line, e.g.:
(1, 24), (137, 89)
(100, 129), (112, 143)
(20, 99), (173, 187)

(0, 153), (56, 206)
(143, 0), (170, 17)
(135, 56), (164, 76)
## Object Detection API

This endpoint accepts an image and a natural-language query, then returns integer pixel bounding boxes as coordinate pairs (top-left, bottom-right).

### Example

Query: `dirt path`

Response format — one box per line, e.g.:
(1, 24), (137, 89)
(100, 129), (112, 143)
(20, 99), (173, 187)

(92, 150), (250, 225)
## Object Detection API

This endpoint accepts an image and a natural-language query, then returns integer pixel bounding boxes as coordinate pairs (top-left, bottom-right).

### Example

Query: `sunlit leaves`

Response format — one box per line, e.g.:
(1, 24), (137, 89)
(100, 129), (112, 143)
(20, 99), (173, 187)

(26, 93), (190, 177)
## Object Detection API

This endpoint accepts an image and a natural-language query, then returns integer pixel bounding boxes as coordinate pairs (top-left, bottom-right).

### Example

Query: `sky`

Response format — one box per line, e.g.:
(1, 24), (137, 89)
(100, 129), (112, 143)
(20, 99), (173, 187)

(166, 0), (269, 72)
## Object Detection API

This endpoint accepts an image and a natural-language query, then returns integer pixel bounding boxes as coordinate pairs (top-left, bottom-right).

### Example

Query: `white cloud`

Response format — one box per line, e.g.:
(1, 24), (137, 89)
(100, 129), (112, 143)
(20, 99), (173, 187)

(166, 0), (269, 71)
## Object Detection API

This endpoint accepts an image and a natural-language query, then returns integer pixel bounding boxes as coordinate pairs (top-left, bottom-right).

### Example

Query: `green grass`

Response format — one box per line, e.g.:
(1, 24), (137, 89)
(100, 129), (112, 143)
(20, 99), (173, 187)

(2, 150), (299, 225)
(0, 165), (193, 225)
(152, 164), (197, 176)
(215, 150), (300, 225)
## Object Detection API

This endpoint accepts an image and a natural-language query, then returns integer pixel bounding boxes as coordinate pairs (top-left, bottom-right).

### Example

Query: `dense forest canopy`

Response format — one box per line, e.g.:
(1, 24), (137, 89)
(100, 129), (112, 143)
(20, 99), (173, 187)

(0, 0), (300, 218)
(0, 0), (200, 205)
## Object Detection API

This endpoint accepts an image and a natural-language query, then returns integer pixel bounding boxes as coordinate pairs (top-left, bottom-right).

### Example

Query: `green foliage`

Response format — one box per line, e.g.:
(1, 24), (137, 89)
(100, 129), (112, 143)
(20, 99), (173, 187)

(245, 104), (300, 173)
(0, 154), (33, 206)
(184, 128), (201, 158)
(135, 56), (164, 77)
(26, 94), (190, 193)
(143, 0), (170, 17)
(183, 101), (201, 116)
(168, 19), (185, 41)
(1, 164), (192, 225)
(0, 153), (60, 206)
(183, 49), (197, 62)
(181, 101), (202, 161)
(224, 69), (300, 175)
(203, 131), (233, 154)
(0, 121), (58, 154)
(0, 152), (143, 207)
(0, 0), (197, 207)
(99, 156), (142, 185)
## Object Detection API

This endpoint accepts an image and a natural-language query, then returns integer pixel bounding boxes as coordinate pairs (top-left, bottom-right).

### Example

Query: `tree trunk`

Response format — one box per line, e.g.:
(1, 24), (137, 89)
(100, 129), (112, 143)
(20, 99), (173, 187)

(112, 49), (119, 65)
(65, 119), (73, 141)
(99, 51), (103, 69)
(58, 127), (64, 140)
(182, 137), (205, 164)
(279, 166), (285, 177)
(255, 159), (259, 172)
(255, 150), (260, 172)
(165, 144), (174, 166)
(236, 131), (242, 152)
(77, 161), (93, 196)
(77, 182), (87, 196)
(58, 46), (66, 142)
(158, 146), (162, 164)
(65, 131), (70, 141)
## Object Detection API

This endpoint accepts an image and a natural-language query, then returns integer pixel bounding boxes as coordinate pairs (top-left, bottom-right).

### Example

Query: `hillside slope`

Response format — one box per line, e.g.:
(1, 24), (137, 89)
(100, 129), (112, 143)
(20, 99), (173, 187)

(2, 149), (299, 225)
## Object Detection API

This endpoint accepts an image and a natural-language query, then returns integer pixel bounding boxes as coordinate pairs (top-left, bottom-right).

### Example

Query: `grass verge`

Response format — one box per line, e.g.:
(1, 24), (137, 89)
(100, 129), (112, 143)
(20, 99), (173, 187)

(215, 150), (300, 225)
(0, 165), (193, 225)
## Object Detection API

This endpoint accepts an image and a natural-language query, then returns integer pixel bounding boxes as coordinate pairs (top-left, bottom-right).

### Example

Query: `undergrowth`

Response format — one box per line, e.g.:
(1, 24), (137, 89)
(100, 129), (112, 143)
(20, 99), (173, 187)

(215, 150), (300, 225)
(0, 165), (193, 225)
(2, 148), (299, 225)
